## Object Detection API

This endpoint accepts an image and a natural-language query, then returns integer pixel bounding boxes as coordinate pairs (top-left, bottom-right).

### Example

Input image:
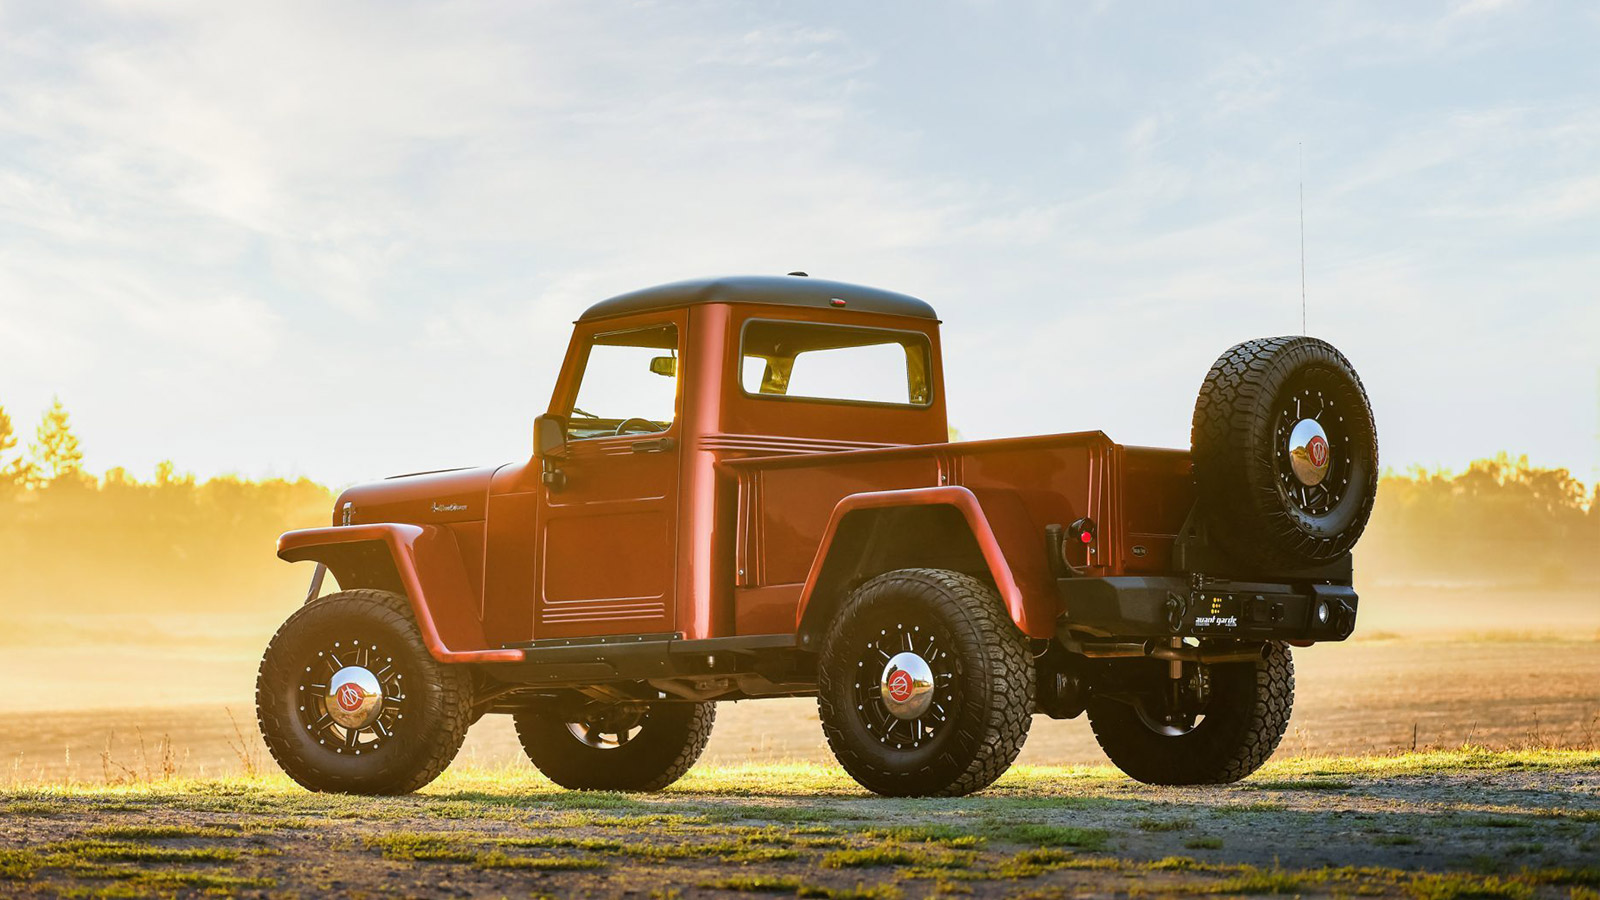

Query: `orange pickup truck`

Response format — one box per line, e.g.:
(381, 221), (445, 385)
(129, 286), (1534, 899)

(255, 274), (1377, 797)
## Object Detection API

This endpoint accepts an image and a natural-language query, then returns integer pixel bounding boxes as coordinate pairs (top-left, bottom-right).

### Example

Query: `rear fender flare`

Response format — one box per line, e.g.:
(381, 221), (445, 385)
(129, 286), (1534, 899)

(277, 524), (523, 664)
(794, 486), (1057, 645)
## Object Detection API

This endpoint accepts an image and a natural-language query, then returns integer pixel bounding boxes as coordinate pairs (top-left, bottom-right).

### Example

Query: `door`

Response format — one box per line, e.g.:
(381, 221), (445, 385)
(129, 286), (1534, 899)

(536, 320), (681, 639)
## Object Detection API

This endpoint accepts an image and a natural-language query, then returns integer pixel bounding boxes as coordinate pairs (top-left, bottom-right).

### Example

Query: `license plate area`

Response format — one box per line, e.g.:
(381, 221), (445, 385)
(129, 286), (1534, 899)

(1190, 593), (1243, 633)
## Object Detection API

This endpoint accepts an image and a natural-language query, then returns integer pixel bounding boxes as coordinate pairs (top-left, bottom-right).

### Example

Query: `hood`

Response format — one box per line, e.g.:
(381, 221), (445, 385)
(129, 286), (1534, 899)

(334, 465), (500, 526)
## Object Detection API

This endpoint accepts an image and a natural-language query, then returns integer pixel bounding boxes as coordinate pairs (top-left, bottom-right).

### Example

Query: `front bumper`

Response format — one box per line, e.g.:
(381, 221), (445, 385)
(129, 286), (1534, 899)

(1056, 576), (1358, 642)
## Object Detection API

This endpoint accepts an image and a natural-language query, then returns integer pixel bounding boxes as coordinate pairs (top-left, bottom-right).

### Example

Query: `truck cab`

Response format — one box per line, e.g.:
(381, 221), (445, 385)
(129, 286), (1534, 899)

(508, 275), (948, 646)
(259, 274), (1378, 798)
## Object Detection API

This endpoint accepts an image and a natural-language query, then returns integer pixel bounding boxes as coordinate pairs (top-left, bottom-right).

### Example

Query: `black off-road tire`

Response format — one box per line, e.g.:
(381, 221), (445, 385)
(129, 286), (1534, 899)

(513, 702), (715, 792)
(256, 589), (473, 795)
(1087, 642), (1295, 785)
(817, 568), (1034, 797)
(1193, 336), (1378, 570)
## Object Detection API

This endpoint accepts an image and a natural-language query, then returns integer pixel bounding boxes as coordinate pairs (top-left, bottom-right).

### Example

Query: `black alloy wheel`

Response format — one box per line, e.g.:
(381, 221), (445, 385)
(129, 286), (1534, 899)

(1273, 378), (1349, 518)
(849, 616), (958, 753)
(296, 634), (406, 755)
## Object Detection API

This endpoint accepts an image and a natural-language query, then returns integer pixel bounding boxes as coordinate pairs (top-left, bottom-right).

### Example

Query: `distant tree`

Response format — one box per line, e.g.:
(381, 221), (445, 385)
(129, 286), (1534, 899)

(0, 402), (19, 492)
(154, 459), (194, 488)
(27, 397), (86, 486)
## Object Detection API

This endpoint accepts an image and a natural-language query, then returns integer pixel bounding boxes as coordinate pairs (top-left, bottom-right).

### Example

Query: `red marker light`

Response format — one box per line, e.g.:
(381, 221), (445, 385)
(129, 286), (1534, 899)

(830, 298), (846, 307)
(1068, 517), (1096, 545)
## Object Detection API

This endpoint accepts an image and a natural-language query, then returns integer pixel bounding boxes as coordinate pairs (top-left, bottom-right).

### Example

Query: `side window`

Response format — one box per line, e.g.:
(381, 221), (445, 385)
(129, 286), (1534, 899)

(567, 323), (679, 440)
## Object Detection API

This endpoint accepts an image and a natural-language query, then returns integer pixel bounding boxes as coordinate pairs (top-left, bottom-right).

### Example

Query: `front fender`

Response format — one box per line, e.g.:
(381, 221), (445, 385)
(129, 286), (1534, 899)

(794, 486), (1058, 641)
(278, 524), (524, 664)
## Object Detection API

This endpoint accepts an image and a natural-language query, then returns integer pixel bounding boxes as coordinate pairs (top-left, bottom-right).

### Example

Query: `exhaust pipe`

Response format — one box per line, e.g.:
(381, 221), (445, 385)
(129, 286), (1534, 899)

(1144, 641), (1269, 665)
(1072, 641), (1148, 659)
(1070, 640), (1268, 665)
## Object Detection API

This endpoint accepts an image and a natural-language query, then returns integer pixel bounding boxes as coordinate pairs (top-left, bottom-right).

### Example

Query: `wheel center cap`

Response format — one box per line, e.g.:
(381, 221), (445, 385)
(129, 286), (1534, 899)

(1288, 418), (1331, 486)
(880, 652), (935, 720)
(325, 666), (382, 729)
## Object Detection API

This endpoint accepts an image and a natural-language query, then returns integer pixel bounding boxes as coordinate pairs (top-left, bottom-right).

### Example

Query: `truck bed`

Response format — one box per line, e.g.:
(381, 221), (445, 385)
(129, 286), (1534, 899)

(721, 432), (1193, 636)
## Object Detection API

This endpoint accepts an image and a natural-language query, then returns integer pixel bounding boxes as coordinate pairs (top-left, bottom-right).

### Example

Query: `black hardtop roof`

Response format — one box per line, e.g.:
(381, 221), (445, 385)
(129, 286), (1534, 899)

(578, 275), (938, 322)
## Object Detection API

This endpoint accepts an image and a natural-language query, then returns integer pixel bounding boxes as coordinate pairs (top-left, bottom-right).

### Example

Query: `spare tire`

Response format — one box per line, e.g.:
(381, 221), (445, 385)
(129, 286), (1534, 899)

(1192, 336), (1378, 571)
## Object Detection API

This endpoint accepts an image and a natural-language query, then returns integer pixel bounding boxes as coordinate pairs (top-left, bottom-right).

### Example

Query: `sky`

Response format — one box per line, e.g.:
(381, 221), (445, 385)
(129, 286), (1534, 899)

(1, 0), (1597, 489)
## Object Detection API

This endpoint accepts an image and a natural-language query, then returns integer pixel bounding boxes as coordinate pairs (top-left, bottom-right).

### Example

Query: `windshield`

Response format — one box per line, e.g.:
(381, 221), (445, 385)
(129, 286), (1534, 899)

(567, 323), (678, 440)
(740, 320), (932, 407)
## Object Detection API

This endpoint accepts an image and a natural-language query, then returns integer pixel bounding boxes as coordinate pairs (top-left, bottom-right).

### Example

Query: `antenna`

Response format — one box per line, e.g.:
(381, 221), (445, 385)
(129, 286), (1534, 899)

(1299, 142), (1307, 335)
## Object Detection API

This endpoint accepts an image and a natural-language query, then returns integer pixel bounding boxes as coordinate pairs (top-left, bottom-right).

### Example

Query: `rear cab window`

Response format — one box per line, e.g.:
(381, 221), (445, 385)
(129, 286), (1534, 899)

(739, 320), (933, 408)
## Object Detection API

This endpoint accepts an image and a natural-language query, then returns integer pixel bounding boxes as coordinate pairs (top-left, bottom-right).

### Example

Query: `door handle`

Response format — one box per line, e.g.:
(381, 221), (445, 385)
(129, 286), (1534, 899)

(631, 437), (676, 453)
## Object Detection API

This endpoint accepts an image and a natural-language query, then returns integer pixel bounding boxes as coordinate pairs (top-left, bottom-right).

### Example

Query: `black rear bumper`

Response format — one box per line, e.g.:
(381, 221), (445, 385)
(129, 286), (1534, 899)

(1056, 576), (1358, 642)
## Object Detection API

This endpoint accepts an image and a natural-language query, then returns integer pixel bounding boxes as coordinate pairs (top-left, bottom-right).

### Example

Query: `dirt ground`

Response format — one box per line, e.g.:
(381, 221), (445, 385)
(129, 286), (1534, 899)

(1, 751), (1597, 899)
(2, 583), (1594, 790)
(6, 637), (1595, 784)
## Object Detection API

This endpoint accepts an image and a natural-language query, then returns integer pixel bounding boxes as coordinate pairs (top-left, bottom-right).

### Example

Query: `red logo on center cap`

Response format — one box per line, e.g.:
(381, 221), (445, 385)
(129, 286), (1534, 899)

(335, 683), (366, 712)
(1307, 434), (1329, 468)
(886, 669), (914, 703)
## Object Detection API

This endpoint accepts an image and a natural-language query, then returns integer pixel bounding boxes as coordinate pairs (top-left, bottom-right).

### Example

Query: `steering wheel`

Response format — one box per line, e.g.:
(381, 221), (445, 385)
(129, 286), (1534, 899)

(614, 417), (664, 436)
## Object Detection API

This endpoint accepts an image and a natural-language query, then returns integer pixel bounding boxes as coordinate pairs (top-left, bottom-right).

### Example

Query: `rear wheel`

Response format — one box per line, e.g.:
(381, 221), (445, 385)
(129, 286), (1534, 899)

(255, 589), (473, 794)
(1087, 642), (1294, 785)
(513, 700), (714, 791)
(817, 568), (1034, 797)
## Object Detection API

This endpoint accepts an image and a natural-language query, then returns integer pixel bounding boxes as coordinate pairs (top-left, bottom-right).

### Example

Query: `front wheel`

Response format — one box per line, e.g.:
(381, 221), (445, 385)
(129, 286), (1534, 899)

(1087, 642), (1295, 785)
(817, 568), (1034, 797)
(255, 589), (473, 794)
(513, 700), (715, 791)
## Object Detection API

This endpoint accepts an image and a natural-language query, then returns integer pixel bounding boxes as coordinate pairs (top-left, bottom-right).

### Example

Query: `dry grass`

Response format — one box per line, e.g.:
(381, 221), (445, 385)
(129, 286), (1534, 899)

(97, 728), (176, 785)
(1, 750), (1596, 898)
(5, 745), (1597, 795)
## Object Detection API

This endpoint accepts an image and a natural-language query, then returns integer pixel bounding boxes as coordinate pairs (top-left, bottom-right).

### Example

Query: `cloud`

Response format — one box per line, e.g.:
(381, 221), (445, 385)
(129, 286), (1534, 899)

(1452, 0), (1524, 19)
(0, 1), (1595, 483)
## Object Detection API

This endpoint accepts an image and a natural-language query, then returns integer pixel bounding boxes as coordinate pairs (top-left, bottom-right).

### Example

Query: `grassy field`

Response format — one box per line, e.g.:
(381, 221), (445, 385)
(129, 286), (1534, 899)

(1, 749), (1597, 899)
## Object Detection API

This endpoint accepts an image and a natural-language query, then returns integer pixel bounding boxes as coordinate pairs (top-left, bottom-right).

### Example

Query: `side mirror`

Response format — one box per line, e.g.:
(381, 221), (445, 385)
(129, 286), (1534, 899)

(533, 413), (567, 459)
(648, 356), (677, 377)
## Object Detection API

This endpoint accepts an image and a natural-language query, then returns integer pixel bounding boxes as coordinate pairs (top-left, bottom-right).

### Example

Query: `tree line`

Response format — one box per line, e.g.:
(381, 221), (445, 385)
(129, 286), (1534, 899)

(1361, 453), (1598, 585)
(0, 398), (1594, 616)
(0, 398), (332, 614)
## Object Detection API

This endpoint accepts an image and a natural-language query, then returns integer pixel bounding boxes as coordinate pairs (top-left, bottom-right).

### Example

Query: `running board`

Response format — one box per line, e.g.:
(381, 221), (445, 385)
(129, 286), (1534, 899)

(490, 633), (798, 685)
